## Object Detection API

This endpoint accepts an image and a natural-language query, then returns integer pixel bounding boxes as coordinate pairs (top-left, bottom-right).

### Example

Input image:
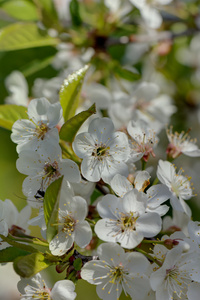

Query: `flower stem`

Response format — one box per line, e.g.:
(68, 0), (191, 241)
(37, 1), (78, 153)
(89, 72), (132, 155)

(135, 247), (162, 267)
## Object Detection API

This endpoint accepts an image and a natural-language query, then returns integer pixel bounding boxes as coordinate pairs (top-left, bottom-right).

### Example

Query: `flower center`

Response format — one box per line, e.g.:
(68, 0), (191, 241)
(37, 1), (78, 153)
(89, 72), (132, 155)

(62, 215), (75, 235)
(118, 212), (138, 232)
(32, 290), (51, 299)
(35, 122), (48, 140)
(109, 266), (124, 284)
(43, 161), (60, 180)
(92, 143), (110, 160)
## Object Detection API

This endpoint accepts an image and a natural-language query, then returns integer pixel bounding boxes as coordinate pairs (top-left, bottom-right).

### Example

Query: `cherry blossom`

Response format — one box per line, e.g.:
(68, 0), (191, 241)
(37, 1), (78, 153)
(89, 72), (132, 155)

(150, 246), (200, 300)
(166, 126), (200, 159)
(11, 97), (63, 153)
(81, 242), (150, 300)
(73, 117), (130, 183)
(95, 189), (162, 249)
(16, 144), (80, 201)
(157, 160), (193, 216)
(127, 119), (159, 163)
(49, 181), (92, 256)
(18, 273), (76, 300)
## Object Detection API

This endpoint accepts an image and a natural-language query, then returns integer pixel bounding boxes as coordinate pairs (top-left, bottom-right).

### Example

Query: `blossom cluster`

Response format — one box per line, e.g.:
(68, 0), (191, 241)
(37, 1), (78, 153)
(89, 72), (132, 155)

(0, 0), (200, 300)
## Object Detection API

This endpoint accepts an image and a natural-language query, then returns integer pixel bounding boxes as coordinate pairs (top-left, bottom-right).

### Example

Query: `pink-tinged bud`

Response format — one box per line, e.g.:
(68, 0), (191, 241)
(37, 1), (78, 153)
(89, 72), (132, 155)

(9, 225), (26, 236)
(56, 263), (68, 273)
(85, 236), (98, 250)
(166, 143), (181, 160)
(164, 239), (179, 249)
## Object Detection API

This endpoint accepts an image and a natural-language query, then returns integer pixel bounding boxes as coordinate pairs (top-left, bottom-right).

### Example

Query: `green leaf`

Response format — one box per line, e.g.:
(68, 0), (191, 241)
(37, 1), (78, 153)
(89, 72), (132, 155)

(0, 105), (28, 130)
(59, 65), (89, 122)
(1, 0), (39, 21)
(0, 247), (30, 263)
(73, 258), (82, 271)
(0, 23), (59, 51)
(114, 65), (140, 81)
(43, 176), (64, 243)
(70, 0), (82, 27)
(59, 103), (96, 143)
(13, 252), (52, 278)
(21, 55), (55, 77)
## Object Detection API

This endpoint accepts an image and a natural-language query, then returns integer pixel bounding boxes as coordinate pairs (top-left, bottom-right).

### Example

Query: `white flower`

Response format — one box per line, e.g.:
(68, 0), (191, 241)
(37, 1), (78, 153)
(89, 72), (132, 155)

(162, 210), (191, 236)
(127, 119), (159, 162)
(18, 273), (76, 300)
(72, 117), (130, 183)
(11, 98), (62, 153)
(5, 71), (29, 106)
(49, 181), (92, 256)
(109, 82), (166, 131)
(81, 242), (150, 300)
(166, 127), (200, 159)
(33, 77), (64, 104)
(0, 200), (8, 238)
(188, 221), (200, 245)
(16, 144), (80, 201)
(95, 189), (162, 249)
(150, 246), (200, 300)
(3, 199), (31, 233)
(111, 174), (170, 216)
(157, 160), (193, 216)
(129, 0), (173, 29)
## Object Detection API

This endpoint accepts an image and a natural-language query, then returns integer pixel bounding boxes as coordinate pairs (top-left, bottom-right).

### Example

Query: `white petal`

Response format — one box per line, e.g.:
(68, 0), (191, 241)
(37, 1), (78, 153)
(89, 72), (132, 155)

(94, 219), (118, 243)
(124, 275), (151, 300)
(81, 156), (102, 182)
(61, 159), (81, 183)
(187, 282), (200, 300)
(150, 268), (166, 291)
(134, 170), (151, 191)
(74, 221), (92, 248)
(88, 118), (114, 144)
(133, 82), (159, 103)
(16, 151), (44, 176)
(124, 252), (150, 274)
(72, 132), (95, 158)
(49, 231), (74, 256)
(147, 184), (171, 207)
(136, 212), (162, 237)
(110, 174), (133, 197)
(28, 98), (50, 122)
(81, 260), (110, 285)
(118, 230), (144, 249)
(141, 7), (163, 29)
(102, 160), (129, 184)
(96, 281), (122, 300)
(72, 196), (88, 221)
(122, 189), (146, 215)
(97, 194), (121, 219)
(156, 160), (175, 188)
(97, 242), (125, 265)
(51, 280), (76, 300)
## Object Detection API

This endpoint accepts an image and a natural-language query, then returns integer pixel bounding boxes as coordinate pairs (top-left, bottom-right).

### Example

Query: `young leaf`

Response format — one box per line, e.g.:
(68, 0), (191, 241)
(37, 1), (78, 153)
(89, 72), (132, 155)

(0, 23), (58, 51)
(59, 103), (96, 143)
(59, 65), (89, 122)
(0, 234), (38, 253)
(114, 65), (140, 81)
(1, 0), (39, 21)
(73, 258), (82, 271)
(0, 247), (30, 263)
(13, 252), (52, 278)
(70, 0), (82, 27)
(0, 104), (28, 130)
(43, 176), (64, 243)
